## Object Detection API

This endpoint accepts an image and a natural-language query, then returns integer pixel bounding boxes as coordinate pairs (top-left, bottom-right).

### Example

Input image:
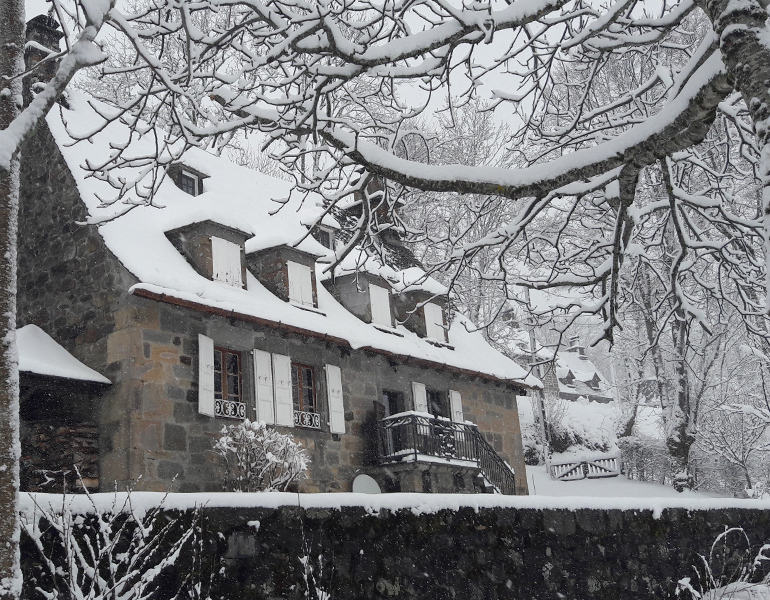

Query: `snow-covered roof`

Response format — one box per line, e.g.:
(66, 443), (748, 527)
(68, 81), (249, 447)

(45, 92), (539, 389)
(17, 325), (111, 384)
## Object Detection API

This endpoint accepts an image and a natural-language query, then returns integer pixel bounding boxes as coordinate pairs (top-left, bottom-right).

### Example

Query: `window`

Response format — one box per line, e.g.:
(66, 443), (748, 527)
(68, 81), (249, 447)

(214, 347), (245, 419)
(426, 389), (448, 419)
(317, 228), (334, 250)
(179, 170), (201, 196)
(292, 363), (319, 428)
(287, 261), (314, 306)
(423, 302), (445, 341)
(369, 284), (392, 327)
(211, 237), (243, 287)
(382, 390), (404, 417)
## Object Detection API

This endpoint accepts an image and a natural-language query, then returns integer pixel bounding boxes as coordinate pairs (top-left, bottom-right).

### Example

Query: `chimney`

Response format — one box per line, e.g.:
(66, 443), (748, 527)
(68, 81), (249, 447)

(24, 15), (64, 102)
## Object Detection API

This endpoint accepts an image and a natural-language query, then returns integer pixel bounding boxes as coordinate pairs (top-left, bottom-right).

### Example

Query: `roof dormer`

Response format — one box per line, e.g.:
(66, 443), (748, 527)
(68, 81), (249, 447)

(165, 221), (248, 289)
(324, 273), (393, 328)
(247, 245), (319, 308)
(168, 163), (209, 197)
(393, 290), (448, 343)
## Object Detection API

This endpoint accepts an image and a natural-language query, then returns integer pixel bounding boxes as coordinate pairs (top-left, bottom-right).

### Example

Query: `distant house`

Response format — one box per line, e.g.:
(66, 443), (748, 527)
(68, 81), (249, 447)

(501, 311), (613, 405)
(17, 18), (537, 496)
(552, 337), (614, 404)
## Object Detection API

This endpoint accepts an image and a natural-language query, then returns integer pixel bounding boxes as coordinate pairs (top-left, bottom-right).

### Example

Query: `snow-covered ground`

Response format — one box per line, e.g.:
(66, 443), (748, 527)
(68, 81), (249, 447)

(527, 465), (727, 498)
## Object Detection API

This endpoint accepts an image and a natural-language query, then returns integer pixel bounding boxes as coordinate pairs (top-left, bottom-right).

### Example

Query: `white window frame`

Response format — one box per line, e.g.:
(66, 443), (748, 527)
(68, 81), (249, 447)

(288, 261), (314, 306)
(423, 302), (445, 341)
(180, 169), (201, 196)
(369, 284), (392, 327)
(211, 236), (243, 287)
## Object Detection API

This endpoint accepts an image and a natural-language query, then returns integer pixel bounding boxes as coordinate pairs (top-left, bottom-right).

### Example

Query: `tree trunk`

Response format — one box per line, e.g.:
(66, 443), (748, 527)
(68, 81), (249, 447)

(667, 307), (696, 491)
(0, 0), (24, 596)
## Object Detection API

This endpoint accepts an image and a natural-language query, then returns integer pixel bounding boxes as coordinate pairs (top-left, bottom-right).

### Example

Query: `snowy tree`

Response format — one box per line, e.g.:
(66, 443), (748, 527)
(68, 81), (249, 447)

(6, 0), (770, 584)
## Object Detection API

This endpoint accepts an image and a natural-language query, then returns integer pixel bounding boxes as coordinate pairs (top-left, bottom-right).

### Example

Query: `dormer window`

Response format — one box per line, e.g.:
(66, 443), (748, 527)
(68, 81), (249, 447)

(211, 236), (243, 287)
(423, 302), (445, 341)
(179, 170), (201, 196)
(168, 164), (209, 197)
(288, 261), (314, 306)
(369, 284), (392, 327)
(317, 227), (335, 250)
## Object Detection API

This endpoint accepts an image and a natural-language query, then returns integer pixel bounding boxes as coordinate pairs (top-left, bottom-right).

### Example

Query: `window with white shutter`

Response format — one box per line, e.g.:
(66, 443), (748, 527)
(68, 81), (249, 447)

(325, 365), (345, 434)
(211, 237), (243, 287)
(252, 349), (275, 425)
(423, 302), (445, 341)
(198, 334), (216, 416)
(287, 261), (314, 306)
(369, 284), (392, 327)
(272, 353), (294, 427)
(412, 381), (427, 413)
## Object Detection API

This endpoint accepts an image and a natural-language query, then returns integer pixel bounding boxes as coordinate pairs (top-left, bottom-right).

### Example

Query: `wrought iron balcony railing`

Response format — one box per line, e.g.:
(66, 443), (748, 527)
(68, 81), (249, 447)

(375, 412), (517, 495)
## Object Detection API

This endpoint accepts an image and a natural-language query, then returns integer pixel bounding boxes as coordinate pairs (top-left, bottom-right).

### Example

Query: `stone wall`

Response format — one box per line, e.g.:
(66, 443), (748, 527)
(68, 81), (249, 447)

(19, 497), (770, 600)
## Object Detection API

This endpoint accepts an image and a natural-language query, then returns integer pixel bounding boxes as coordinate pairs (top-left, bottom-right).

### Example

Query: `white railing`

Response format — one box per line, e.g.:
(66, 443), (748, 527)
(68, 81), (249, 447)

(547, 453), (621, 481)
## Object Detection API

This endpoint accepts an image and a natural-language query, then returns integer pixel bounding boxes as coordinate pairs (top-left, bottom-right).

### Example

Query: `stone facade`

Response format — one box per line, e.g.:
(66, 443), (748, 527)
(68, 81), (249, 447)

(18, 121), (530, 496)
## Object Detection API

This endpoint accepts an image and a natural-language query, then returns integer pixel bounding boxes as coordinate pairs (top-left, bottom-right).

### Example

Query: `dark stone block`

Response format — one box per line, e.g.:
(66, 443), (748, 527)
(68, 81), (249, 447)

(164, 423), (187, 451)
(157, 460), (184, 480)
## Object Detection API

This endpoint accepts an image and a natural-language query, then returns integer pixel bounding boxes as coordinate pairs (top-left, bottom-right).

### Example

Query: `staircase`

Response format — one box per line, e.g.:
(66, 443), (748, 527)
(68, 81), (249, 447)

(376, 412), (518, 495)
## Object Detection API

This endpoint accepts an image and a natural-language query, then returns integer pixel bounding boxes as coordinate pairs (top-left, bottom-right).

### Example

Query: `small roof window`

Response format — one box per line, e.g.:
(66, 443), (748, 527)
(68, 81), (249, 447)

(168, 163), (209, 197)
(179, 170), (201, 196)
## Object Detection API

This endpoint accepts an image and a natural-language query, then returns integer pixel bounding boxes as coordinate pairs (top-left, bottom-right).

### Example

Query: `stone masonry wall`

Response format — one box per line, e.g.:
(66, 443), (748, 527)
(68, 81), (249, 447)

(19, 121), (135, 368)
(108, 295), (529, 494)
(20, 500), (770, 600)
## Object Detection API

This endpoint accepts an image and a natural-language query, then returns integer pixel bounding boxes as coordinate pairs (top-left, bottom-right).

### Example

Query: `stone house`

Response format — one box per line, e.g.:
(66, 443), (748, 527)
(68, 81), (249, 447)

(18, 20), (537, 496)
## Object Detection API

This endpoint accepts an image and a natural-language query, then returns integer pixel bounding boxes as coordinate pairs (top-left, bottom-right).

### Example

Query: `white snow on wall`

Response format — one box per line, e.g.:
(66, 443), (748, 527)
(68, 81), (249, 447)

(20, 490), (770, 519)
(17, 324), (111, 383)
(44, 93), (539, 389)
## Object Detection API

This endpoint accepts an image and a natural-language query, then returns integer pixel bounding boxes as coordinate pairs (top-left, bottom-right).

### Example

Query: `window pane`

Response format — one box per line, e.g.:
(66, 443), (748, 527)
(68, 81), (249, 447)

(226, 353), (239, 375)
(180, 173), (197, 195)
(291, 365), (298, 386)
(228, 374), (239, 396)
(214, 350), (221, 373)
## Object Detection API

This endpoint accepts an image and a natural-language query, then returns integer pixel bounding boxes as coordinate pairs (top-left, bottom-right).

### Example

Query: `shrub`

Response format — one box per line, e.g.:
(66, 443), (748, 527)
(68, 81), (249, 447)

(213, 420), (310, 492)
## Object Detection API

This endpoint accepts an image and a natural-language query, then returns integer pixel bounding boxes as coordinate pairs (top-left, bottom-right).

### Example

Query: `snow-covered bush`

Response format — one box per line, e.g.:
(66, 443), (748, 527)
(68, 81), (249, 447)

(676, 528), (770, 600)
(213, 420), (309, 492)
(618, 435), (673, 484)
(22, 486), (202, 600)
(517, 396), (617, 462)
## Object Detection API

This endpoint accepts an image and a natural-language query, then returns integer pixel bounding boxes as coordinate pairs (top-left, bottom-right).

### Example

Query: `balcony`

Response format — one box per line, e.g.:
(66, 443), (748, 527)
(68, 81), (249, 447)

(375, 412), (517, 495)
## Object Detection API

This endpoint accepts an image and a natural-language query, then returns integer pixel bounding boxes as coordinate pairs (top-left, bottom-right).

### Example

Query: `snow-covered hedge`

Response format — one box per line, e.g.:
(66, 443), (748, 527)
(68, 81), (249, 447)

(517, 396), (618, 463)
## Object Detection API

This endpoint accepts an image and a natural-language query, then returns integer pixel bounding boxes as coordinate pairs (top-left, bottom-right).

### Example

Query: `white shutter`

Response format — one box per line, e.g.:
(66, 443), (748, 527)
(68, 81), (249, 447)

(198, 334), (216, 417)
(325, 364), (345, 434)
(272, 353), (294, 427)
(449, 390), (464, 423)
(369, 284), (392, 327)
(424, 302), (445, 341)
(211, 237), (242, 287)
(288, 261), (313, 305)
(252, 349), (275, 425)
(412, 381), (427, 413)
